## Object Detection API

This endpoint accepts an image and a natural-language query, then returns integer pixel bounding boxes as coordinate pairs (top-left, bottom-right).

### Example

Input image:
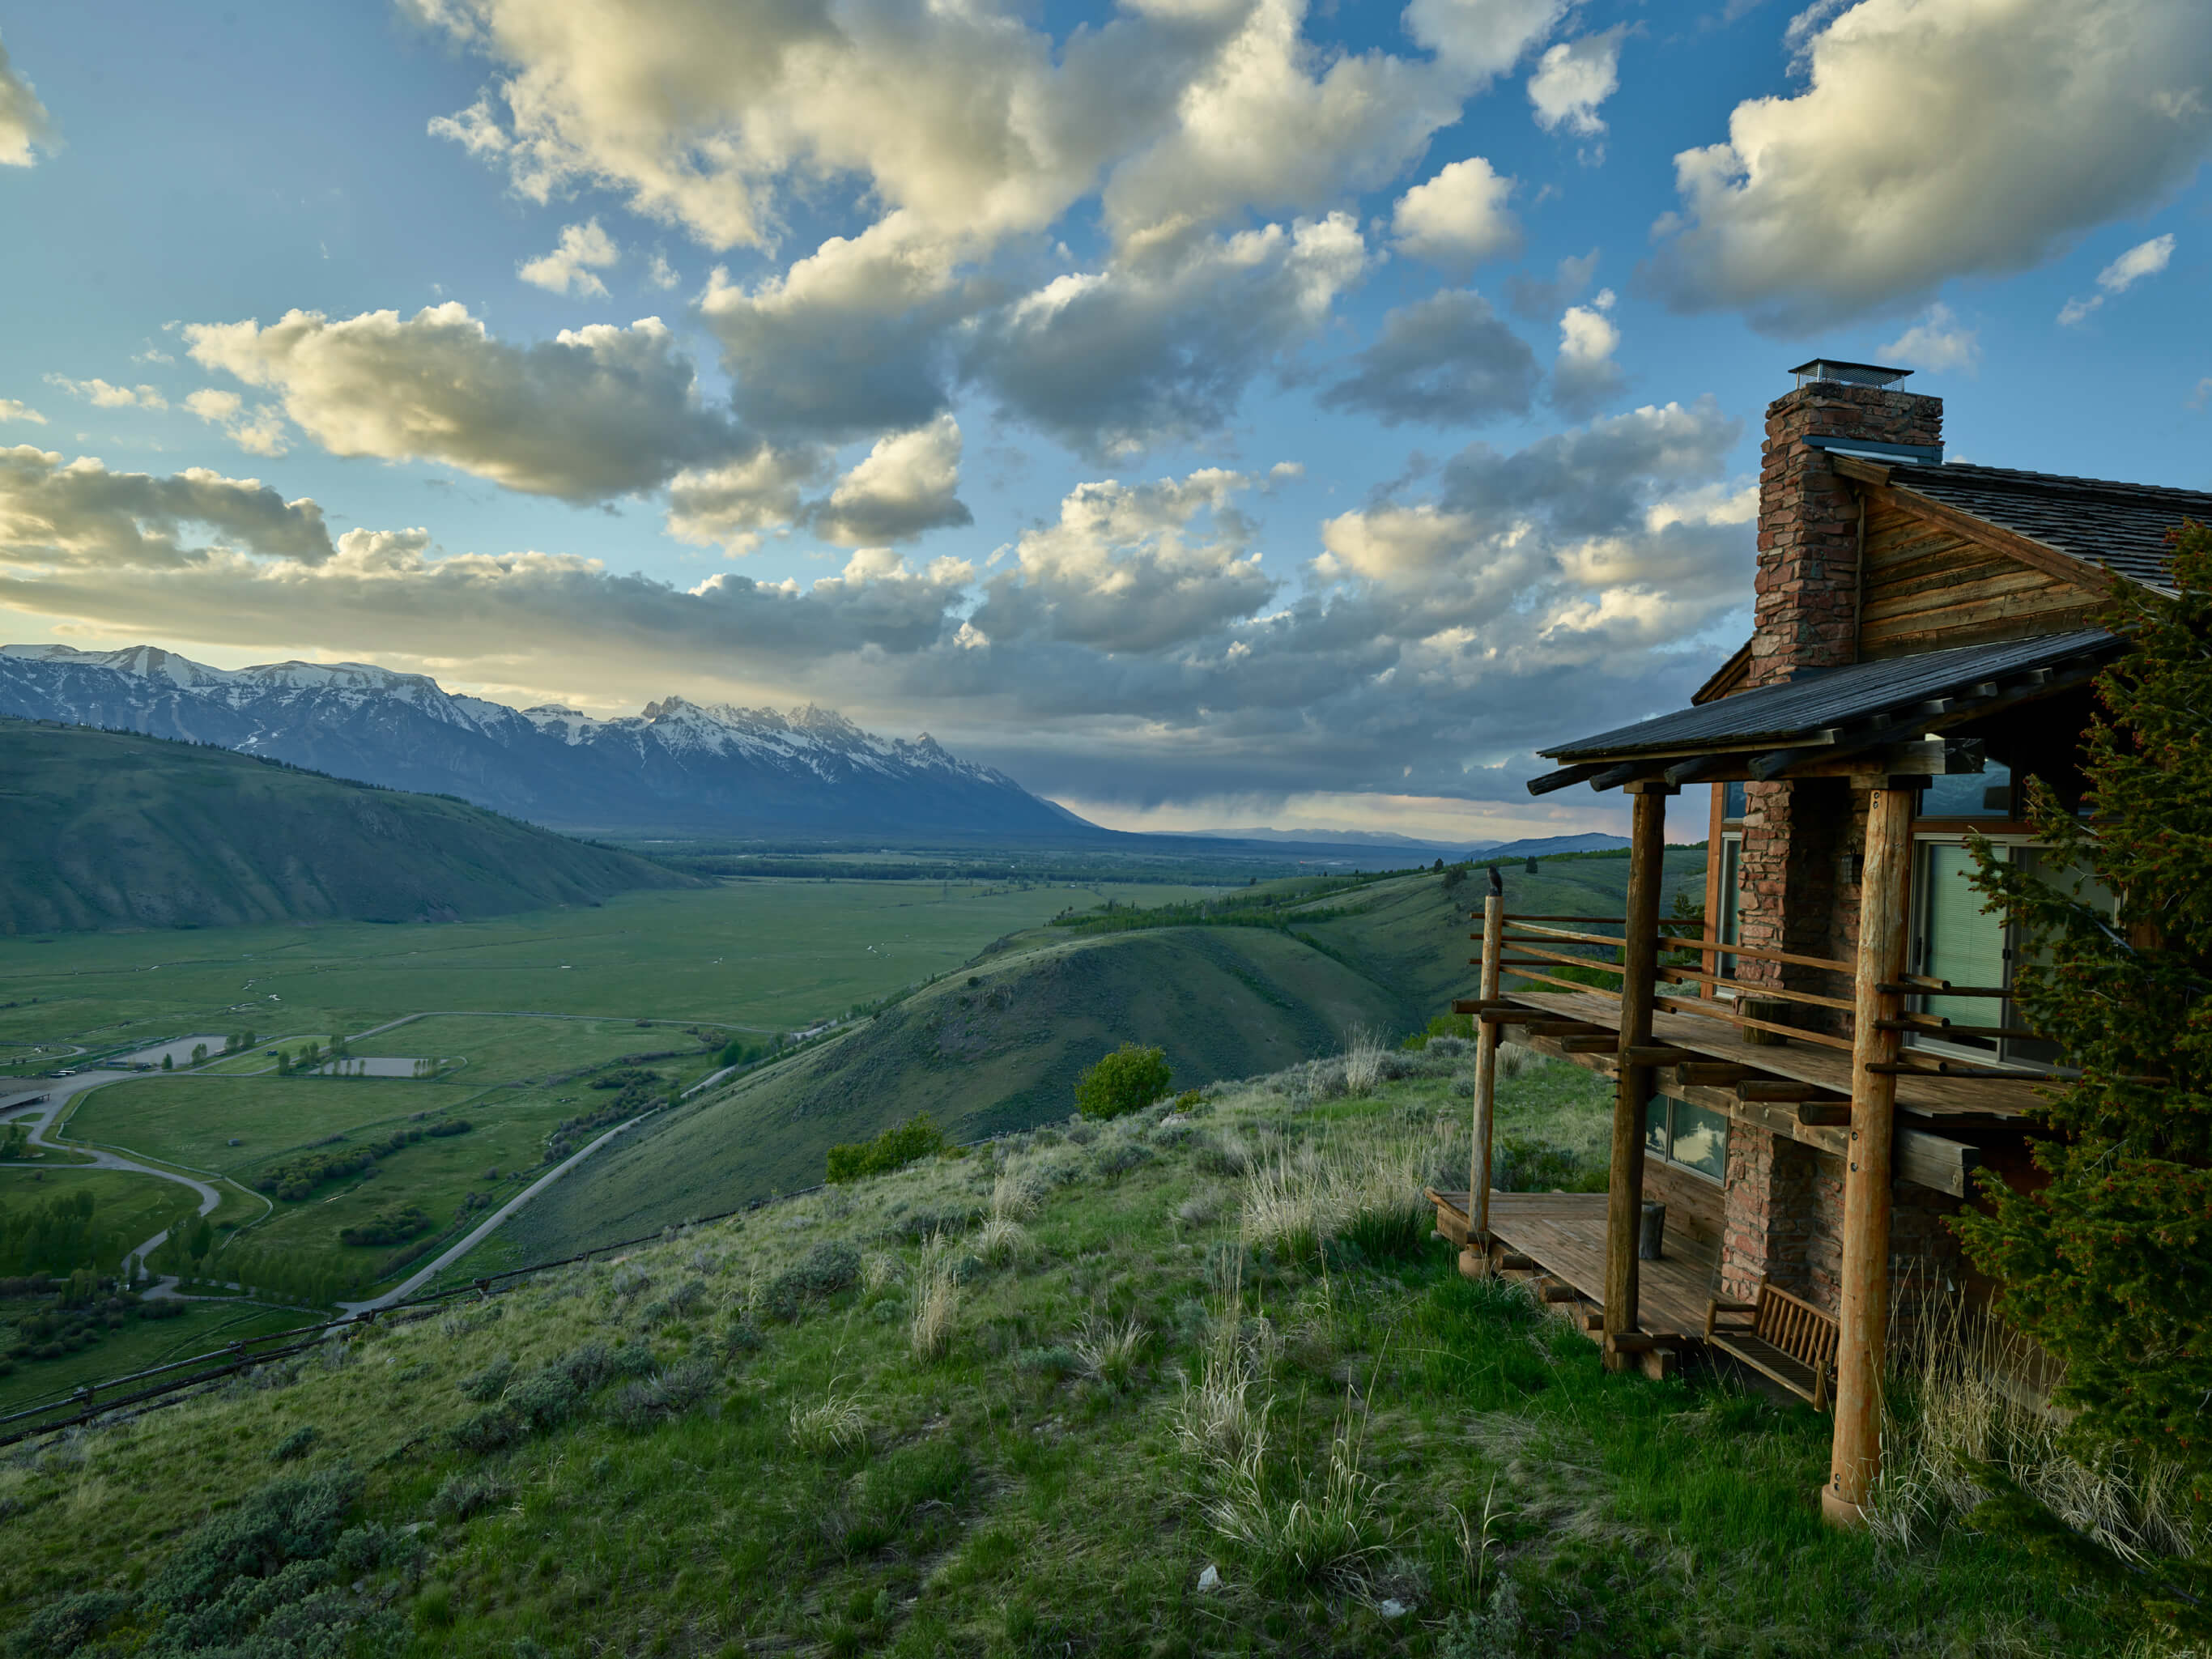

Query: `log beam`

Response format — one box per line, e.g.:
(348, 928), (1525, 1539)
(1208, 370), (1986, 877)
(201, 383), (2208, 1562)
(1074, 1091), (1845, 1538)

(1470, 891), (1504, 1246)
(1825, 779), (1917, 1527)
(1605, 781), (1672, 1369)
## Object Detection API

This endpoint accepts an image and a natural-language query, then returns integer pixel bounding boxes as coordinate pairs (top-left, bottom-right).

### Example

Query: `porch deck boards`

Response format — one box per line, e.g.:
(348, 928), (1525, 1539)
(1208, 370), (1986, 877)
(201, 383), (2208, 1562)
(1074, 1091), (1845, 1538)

(1503, 989), (2044, 1122)
(1430, 1189), (1719, 1342)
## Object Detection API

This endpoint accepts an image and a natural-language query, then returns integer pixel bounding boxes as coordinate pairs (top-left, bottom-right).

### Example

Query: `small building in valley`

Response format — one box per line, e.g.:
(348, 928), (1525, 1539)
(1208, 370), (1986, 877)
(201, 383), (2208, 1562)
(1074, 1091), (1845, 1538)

(1431, 359), (2201, 1524)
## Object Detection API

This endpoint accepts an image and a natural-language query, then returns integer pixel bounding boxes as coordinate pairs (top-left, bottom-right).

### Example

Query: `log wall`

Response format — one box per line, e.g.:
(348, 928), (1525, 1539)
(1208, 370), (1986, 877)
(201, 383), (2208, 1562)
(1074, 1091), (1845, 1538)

(1857, 498), (2096, 658)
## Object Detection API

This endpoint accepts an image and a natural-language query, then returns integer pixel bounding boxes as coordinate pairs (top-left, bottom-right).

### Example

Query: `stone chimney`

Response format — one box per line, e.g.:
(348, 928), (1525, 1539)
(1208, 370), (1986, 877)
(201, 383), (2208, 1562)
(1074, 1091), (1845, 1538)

(1749, 361), (1942, 690)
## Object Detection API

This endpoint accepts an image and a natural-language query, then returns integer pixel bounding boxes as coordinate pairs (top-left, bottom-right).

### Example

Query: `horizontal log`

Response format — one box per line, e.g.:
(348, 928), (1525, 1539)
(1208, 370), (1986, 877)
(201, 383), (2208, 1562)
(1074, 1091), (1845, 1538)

(1625, 1045), (1697, 1067)
(1602, 1332), (1678, 1354)
(1526, 762), (1610, 796)
(1495, 1252), (1536, 1271)
(1655, 993), (1857, 1053)
(1865, 1061), (2057, 1081)
(1560, 1035), (1619, 1053)
(1879, 1019), (2043, 1041)
(1524, 1020), (1610, 1038)
(1676, 1061), (1751, 1087)
(1797, 1102), (1854, 1127)
(1896, 1129), (1981, 1200)
(1539, 1283), (1581, 1304)
(1736, 1080), (1826, 1104)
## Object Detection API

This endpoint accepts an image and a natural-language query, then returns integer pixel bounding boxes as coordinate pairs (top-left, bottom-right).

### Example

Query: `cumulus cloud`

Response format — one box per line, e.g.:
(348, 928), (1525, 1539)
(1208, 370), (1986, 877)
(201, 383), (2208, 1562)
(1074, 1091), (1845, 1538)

(1403, 0), (1570, 83)
(814, 415), (971, 547)
(184, 304), (742, 501)
(0, 31), (53, 167)
(1647, 0), (2212, 331)
(2057, 232), (2176, 325)
(663, 444), (829, 554)
(1508, 248), (1600, 320)
(1551, 288), (1623, 415)
(968, 214), (1368, 460)
(47, 377), (168, 411)
(1389, 157), (1521, 272)
(517, 218), (620, 297)
(0, 400), (45, 425)
(1099, 0), (1466, 254)
(1528, 28), (1625, 140)
(0, 446), (336, 571)
(1318, 289), (1538, 427)
(968, 469), (1276, 654)
(1878, 302), (1978, 371)
(184, 389), (291, 457)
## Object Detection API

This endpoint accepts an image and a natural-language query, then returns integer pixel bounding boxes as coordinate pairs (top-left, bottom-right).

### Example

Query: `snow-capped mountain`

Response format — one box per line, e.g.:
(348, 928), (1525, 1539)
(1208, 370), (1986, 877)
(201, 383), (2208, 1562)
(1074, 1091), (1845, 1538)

(0, 644), (1095, 840)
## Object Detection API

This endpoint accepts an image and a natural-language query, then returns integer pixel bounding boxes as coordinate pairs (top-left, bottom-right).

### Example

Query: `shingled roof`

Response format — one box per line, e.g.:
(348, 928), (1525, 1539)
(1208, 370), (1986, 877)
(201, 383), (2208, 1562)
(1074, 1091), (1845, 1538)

(1885, 462), (2206, 593)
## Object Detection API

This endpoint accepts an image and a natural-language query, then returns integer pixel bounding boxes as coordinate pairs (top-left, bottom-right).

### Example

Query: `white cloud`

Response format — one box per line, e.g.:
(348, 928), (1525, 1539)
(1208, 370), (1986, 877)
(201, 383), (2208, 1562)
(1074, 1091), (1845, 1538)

(0, 445), (337, 571)
(184, 389), (291, 457)
(2057, 232), (2176, 325)
(0, 30), (53, 168)
(1528, 28), (1625, 140)
(1403, 0), (1569, 83)
(968, 213), (1368, 460)
(183, 304), (742, 501)
(0, 399), (45, 425)
(46, 377), (168, 411)
(1552, 288), (1623, 415)
(645, 253), (680, 291)
(1878, 301), (1979, 370)
(663, 444), (829, 555)
(1319, 289), (1538, 427)
(517, 218), (620, 297)
(815, 415), (971, 547)
(968, 468), (1277, 654)
(1389, 157), (1521, 271)
(1647, 0), (2212, 330)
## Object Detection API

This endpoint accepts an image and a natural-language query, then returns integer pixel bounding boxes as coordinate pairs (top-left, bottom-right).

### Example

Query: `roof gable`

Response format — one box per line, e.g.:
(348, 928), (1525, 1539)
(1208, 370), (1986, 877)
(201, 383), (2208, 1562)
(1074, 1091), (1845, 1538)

(1879, 462), (2201, 594)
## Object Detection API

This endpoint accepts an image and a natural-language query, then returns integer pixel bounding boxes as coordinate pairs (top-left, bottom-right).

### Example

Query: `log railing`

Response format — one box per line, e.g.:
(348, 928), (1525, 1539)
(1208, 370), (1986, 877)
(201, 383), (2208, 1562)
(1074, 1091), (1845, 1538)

(1473, 914), (2041, 1078)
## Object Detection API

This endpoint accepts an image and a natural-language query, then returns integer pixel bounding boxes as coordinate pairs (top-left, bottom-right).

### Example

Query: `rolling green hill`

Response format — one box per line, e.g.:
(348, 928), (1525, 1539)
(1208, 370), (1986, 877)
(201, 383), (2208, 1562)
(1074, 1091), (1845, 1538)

(0, 720), (696, 934)
(500, 850), (1709, 1256)
(502, 924), (1412, 1253)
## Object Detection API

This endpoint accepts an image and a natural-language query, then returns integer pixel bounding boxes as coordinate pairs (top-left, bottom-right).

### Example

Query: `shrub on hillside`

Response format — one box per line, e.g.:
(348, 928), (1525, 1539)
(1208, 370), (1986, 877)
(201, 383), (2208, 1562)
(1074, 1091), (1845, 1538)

(827, 1114), (948, 1184)
(762, 1240), (862, 1321)
(337, 1205), (431, 1249)
(1075, 1044), (1172, 1121)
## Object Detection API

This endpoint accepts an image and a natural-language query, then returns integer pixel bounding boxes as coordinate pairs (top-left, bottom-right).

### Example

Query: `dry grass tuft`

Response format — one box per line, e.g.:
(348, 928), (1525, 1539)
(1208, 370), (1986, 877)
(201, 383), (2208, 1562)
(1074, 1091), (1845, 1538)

(860, 1250), (902, 1293)
(1203, 1397), (1392, 1589)
(1865, 1293), (2202, 1563)
(908, 1239), (962, 1363)
(975, 1215), (1029, 1266)
(1239, 1124), (1432, 1256)
(1073, 1314), (1148, 1391)
(990, 1166), (1045, 1223)
(786, 1380), (868, 1457)
(1342, 1027), (1388, 1097)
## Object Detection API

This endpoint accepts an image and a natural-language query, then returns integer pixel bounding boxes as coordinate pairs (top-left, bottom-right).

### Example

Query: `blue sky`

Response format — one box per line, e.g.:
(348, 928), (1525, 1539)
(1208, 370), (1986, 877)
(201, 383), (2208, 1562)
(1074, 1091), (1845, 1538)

(0, 0), (2206, 842)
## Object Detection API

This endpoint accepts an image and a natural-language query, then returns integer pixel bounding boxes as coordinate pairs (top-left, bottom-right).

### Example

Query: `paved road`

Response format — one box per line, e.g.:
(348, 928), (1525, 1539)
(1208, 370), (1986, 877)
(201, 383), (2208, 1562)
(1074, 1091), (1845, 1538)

(342, 1108), (657, 1311)
(2, 1071), (223, 1284)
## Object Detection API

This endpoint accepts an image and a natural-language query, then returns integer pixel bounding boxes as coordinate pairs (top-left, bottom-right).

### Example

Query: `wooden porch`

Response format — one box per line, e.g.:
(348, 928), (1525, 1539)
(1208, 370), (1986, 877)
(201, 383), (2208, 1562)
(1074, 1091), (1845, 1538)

(1427, 1189), (1718, 1376)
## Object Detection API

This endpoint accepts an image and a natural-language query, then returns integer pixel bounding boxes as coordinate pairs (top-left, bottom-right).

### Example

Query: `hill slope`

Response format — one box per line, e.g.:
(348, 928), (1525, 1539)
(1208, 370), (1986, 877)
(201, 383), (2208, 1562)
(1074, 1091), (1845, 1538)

(0, 643), (1094, 839)
(0, 1059), (2115, 1657)
(505, 925), (1412, 1253)
(0, 719), (695, 934)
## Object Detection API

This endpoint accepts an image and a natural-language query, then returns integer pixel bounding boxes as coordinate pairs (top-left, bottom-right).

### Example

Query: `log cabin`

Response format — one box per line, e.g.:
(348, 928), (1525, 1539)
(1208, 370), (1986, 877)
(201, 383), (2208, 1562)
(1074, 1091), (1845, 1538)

(1428, 359), (2202, 1526)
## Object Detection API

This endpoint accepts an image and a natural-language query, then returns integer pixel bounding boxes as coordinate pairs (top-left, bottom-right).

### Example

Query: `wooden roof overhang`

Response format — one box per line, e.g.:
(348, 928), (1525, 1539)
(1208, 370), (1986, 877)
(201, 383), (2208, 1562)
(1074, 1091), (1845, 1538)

(1525, 628), (2117, 796)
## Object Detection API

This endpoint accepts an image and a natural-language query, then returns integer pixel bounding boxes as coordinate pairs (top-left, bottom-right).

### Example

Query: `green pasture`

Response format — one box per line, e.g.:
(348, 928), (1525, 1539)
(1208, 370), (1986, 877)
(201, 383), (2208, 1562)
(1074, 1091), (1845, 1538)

(0, 878), (1219, 1064)
(347, 1015), (716, 1088)
(0, 1165), (189, 1259)
(0, 1297), (313, 1418)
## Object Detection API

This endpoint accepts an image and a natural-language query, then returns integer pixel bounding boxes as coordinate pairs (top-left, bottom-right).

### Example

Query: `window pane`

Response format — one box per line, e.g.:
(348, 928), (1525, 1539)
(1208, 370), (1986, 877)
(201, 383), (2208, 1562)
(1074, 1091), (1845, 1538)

(1921, 762), (2013, 819)
(1920, 844), (2005, 1042)
(2005, 849), (2120, 1066)
(1644, 1095), (1670, 1160)
(1722, 781), (1746, 823)
(1670, 1100), (1729, 1179)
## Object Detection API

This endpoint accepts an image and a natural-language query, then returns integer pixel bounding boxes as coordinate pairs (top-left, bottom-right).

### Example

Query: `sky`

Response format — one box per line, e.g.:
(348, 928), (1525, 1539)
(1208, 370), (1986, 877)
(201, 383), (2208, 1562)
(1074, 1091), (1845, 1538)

(0, 0), (2206, 844)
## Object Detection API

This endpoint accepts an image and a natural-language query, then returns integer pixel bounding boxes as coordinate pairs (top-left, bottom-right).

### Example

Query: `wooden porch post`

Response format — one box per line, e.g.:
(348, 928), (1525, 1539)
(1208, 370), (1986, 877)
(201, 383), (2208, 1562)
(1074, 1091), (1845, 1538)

(1470, 888), (1504, 1247)
(1823, 778), (1920, 1525)
(1604, 782), (1674, 1367)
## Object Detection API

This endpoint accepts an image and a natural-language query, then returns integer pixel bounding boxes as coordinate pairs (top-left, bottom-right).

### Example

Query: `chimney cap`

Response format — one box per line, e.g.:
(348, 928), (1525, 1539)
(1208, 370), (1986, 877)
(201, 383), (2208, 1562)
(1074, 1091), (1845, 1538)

(1789, 359), (1914, 389)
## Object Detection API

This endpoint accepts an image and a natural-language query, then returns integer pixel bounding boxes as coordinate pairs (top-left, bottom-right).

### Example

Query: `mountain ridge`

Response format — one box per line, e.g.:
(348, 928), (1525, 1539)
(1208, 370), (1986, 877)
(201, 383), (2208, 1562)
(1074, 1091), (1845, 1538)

(0, 643), (1094, 841)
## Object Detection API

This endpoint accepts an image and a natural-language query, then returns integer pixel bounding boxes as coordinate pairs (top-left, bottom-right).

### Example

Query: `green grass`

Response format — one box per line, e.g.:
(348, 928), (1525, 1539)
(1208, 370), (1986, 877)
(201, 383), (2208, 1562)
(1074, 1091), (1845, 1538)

(0, 1165), (189, 1263)
(0, 878), (1218, 1066)
(0, 1299), (313, 1419)
(0, 1053), (2143, 1657)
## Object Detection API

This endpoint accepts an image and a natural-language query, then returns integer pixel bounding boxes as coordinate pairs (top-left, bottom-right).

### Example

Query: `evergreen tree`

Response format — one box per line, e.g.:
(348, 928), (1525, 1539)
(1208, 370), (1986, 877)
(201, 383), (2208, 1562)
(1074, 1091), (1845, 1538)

(1957, 522), (2212, 1511)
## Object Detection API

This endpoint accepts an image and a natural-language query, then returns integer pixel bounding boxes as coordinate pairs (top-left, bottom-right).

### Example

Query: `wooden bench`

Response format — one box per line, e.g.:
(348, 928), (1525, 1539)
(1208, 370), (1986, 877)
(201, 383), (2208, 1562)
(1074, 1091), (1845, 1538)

(1705, 1281), (1840, 1410)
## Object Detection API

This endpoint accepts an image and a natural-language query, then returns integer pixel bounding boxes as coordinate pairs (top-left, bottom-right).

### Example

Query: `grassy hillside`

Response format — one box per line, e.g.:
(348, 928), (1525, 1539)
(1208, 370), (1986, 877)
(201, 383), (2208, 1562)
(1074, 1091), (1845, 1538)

(501, 925), (1414, 1257)
(0, 720), (694, 934)
(0, 1051), (2139, 1657)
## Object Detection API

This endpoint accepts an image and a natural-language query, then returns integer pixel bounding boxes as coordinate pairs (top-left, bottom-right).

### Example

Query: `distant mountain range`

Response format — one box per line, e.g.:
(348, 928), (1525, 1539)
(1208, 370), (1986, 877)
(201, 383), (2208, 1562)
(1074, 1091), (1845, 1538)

(0, 644), (1091, 840)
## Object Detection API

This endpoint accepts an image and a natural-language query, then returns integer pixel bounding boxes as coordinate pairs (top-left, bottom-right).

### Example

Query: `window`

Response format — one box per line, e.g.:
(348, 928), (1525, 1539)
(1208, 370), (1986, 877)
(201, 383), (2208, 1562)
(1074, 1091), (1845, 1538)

(1644, 1095), (1729, 1182)
(1920, 761), (2014, 819)
(1714, 832), (1743, 984)
(1908, 836), (2116, 1069)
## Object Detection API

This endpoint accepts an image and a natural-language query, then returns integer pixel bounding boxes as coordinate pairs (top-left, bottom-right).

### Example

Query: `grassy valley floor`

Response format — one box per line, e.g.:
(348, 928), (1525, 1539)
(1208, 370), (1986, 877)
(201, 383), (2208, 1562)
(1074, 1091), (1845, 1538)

(0, 1046), (2153, 1658)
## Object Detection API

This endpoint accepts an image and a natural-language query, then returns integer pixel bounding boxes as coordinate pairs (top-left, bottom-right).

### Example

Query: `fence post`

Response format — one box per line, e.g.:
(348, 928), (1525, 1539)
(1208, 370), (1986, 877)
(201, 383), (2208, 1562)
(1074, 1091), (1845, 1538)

(1469, 888), (1505, 1251)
